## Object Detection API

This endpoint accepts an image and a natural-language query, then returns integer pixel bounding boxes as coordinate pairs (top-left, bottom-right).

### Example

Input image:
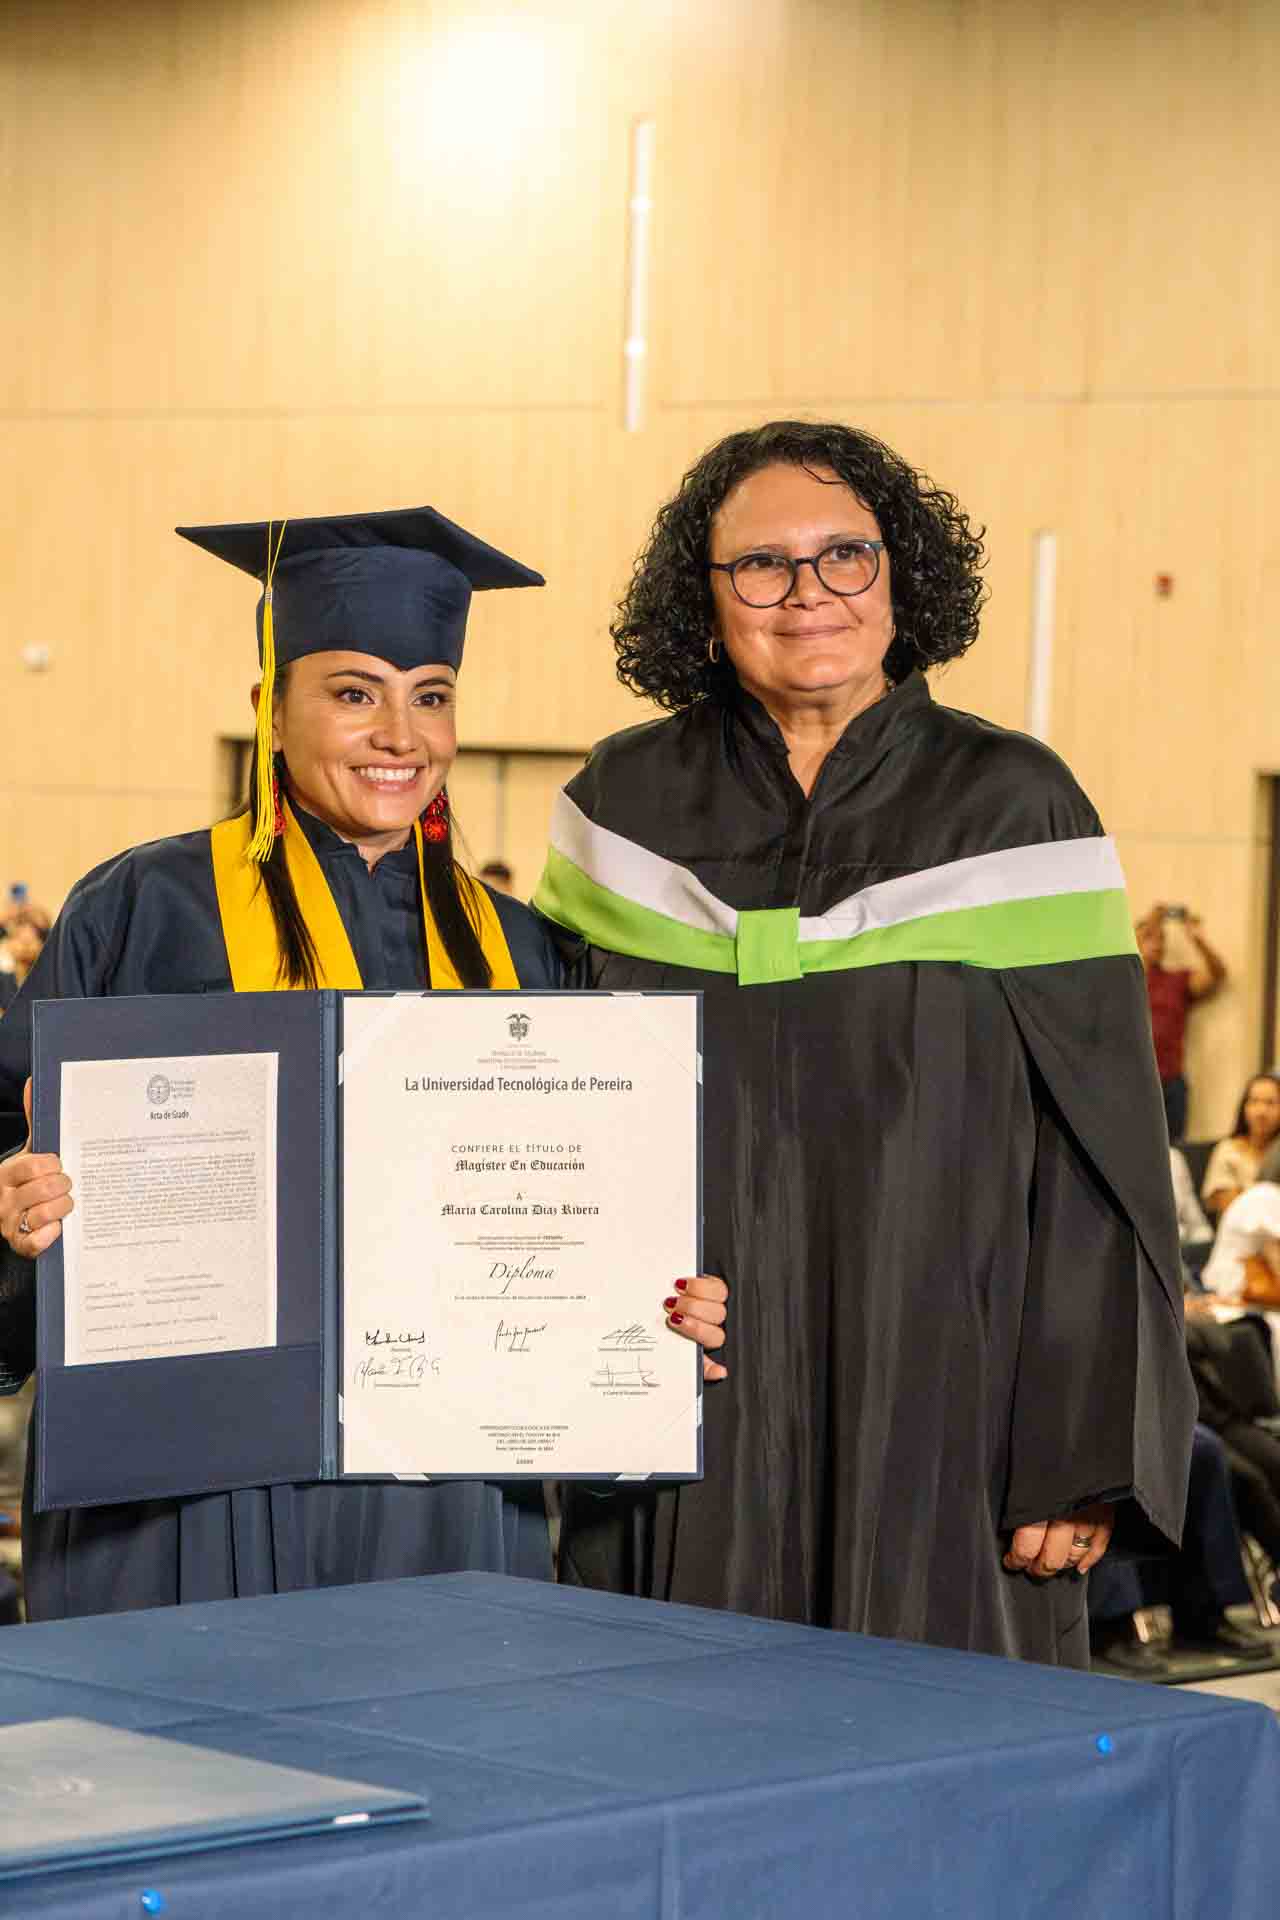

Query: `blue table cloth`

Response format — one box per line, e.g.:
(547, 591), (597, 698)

(0, 1571), (1277, 1918)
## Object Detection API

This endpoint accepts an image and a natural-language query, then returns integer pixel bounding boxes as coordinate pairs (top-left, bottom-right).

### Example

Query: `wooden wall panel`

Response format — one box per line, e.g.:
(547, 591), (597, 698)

(653, 0), (1280, 408)
(411, 749), (582, 902)
(0, 0), (669, 416)
(776, 0), (1002, 404)
(446, 752), (503, 872)
(1049, 397), (1280, 848)
(5, 0), (1280, 1126)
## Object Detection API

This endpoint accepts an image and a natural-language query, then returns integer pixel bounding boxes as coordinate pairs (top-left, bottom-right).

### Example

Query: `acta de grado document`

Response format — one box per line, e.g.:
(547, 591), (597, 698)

(60, 1051), (278, 1366)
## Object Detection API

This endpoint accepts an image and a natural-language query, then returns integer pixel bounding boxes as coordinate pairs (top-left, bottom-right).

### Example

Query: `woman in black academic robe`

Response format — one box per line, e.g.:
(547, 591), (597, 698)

(0, 506), (561, 1620)
(535, 422), (1197, 1667)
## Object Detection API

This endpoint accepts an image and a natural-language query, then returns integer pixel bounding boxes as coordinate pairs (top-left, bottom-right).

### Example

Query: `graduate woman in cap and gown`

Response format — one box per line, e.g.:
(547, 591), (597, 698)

(535, 421), (1197, 1667)
(0, 505), (725, 1621)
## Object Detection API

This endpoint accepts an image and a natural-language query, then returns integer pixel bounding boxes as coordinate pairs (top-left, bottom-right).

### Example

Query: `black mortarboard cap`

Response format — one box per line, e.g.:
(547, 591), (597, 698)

(176, 505), (544, 673)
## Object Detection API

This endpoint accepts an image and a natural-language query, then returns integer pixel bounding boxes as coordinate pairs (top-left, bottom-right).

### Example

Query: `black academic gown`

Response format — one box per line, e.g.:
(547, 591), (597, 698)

(0, 806), (560, 1621)
(549, 674), (1196, 1666)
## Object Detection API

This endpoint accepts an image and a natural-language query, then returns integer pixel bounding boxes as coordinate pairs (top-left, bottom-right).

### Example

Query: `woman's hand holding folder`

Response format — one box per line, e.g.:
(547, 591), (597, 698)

(0, 1079), (73, 1259)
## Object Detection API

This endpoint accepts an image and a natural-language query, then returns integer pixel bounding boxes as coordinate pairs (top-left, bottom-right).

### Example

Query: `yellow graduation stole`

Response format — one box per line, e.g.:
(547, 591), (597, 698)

(210, 797), (520, 991)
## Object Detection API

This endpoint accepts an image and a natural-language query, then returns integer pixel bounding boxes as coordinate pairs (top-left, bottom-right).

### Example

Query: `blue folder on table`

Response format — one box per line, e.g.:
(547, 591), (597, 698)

(0, 1717), (426, 1881)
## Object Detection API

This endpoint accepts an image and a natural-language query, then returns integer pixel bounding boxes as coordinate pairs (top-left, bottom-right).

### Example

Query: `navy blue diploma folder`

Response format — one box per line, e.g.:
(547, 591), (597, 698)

(33, 992), (338, 1513)
(0, 1717), (427, 1881)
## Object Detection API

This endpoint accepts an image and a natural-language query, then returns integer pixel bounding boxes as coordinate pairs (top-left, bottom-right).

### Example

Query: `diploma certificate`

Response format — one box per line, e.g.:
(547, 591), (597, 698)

(340, 992), (701, 1479)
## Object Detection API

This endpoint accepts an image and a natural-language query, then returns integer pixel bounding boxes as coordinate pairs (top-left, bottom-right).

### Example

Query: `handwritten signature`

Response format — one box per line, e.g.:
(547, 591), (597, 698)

(494, 1319), (548, 1354)
(599, 1323), (657, 1352)
(591, 1360), (658, 1389)
(365, 1328), (426, 1346)
(355, 1353), (438, 1387)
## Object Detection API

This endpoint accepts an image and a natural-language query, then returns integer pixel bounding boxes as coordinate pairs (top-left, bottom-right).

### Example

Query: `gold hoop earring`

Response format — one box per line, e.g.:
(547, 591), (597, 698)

(708, 635), (721, 664)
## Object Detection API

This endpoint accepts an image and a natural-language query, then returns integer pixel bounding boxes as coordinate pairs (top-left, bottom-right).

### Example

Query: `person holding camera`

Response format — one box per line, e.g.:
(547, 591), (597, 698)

(1137, 903), (1228, 1141)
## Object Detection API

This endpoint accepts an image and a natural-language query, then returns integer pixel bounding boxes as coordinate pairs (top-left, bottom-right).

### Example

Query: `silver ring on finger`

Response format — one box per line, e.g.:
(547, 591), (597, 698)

(17, 1212), (30, 1238)
(1070, 1533), (1092, 1551)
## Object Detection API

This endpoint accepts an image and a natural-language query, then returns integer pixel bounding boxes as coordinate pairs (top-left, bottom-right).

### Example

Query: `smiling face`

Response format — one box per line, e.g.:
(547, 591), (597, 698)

(264, 651), (457, 855)
(708, 461), (894, 710)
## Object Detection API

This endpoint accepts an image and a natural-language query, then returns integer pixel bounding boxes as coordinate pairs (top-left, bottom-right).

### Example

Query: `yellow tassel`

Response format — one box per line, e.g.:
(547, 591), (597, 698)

(247, 519), (288, 865)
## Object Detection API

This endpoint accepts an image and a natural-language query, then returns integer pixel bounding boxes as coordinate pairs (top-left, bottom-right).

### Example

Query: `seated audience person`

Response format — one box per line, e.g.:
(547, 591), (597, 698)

(1172, 1145), (1214, 1281)
(1089, 1423), (1270, 1671)
(1198, 1140), (1280, 1389)
(478, 858), (514, 895)
(0, 1388), (23, 1623)
(1136, 904), (1227, 1142)
(1185, 1308), (1280, 1586)
(0, 907), (49, 1016)
(1201, 1073), (1280, 1218)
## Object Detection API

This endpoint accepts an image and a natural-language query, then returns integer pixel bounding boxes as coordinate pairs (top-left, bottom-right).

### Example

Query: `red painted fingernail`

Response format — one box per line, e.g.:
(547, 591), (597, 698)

(668, 1311), (684, 1325)
(674, 1278), (689, 1292)
(662, 1296), (677, 1310)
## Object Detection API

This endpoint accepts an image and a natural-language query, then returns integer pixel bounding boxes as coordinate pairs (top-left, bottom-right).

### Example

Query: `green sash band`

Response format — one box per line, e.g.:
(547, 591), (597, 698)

(737, 907), (803, 985)
(532, 806), (1138, 987)
(799, 888), (1136, 975)
(535, 844), (738, 976)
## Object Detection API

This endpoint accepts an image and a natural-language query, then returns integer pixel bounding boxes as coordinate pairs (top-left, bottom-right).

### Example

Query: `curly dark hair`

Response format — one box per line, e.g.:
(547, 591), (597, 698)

(612, 419), (987, 711)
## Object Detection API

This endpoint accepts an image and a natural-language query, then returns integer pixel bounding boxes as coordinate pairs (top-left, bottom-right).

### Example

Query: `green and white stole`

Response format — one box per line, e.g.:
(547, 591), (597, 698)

(533, 792), (1136, 986)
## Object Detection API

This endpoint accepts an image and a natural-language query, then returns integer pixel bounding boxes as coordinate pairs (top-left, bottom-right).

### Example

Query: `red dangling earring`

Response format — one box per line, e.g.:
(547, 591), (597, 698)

(271, 767), (285, 839)
(422, 788), (449, 844)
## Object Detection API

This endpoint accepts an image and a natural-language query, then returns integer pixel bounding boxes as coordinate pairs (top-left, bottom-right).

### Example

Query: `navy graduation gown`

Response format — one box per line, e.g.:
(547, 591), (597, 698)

(0, 808), (560, 1621)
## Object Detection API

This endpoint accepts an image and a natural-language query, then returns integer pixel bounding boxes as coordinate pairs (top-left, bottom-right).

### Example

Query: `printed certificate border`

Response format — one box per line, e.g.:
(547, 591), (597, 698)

(335, 989), (704, 1486)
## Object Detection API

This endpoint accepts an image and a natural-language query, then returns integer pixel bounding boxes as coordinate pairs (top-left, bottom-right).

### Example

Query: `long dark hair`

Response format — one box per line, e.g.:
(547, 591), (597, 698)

(241, 678), (492, 990)
(1230, 1073), (1280, 1144)
(612, 418), (986, 712)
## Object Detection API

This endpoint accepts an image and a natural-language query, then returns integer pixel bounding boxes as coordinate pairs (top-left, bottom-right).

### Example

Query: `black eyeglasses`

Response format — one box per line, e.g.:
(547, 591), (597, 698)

(709, 540), (885, 609)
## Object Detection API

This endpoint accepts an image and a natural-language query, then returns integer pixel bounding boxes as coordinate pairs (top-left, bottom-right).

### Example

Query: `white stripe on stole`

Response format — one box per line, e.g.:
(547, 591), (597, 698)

(549, 790), (1126, 939)
(550, 791), (735, 935)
